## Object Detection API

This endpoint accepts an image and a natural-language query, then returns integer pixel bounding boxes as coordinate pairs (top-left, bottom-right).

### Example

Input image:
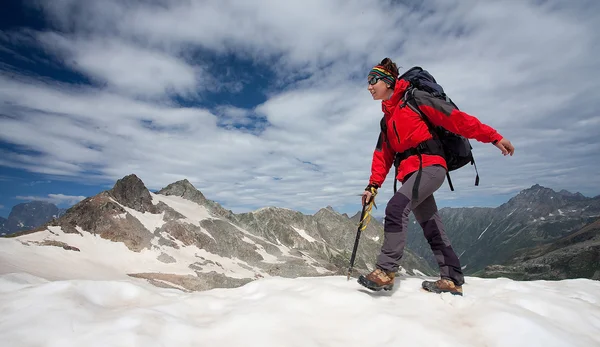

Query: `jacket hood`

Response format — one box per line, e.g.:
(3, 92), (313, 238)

(382, 79), (410, 115)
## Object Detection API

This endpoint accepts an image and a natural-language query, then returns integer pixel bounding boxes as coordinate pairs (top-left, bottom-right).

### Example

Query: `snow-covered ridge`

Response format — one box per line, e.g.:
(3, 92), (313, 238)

(1, 225), (267, 281)
(0, 182), (352, 291)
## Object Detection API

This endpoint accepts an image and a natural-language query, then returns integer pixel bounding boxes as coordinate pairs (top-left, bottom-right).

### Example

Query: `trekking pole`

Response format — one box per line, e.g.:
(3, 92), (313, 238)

(347, 195), (375, 280)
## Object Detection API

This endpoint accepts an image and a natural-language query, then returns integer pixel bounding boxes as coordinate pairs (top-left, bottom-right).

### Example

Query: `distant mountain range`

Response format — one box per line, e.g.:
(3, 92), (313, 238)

(2, 176), (598, 290)
(405, 184), (600, 280)
(479, 217), (600, 280)
(0, 201), (66, 236)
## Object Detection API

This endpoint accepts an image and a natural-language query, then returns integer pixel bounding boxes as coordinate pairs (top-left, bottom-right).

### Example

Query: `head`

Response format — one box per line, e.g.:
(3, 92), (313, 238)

(367, 58), (399, 101)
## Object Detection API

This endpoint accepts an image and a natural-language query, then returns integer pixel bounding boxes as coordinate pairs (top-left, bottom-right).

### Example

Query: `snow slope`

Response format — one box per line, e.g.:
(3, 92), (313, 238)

(1, 272), (599, 347)
(0, 226), (267, 282)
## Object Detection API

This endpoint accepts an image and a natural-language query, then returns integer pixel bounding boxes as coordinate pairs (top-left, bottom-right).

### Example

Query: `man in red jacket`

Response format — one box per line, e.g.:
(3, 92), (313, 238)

(358, 58), (515, 295)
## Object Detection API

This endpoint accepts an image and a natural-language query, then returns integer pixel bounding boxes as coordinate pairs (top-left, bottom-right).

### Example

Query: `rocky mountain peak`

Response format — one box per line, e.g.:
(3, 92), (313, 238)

(508, 185), (593, 209)
(253, 206), (292, 214)
(521, 183), (553, 195)
(315, 206), (341, 218)
(558, 189), (587, 200)
(158, 179), (207, 205)
(8, 201), (59, 218)
(504, 184), (560, 207)
(109, 174), (156, 213)
(5, 201), (62, 233)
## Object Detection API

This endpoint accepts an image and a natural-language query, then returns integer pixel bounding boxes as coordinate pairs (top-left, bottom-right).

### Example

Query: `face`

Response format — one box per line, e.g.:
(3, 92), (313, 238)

(367, 75), (393, 100)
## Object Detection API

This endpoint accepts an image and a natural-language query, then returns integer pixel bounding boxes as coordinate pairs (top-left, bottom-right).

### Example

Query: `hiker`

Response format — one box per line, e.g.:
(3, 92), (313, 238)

(358, 58), (514, 295)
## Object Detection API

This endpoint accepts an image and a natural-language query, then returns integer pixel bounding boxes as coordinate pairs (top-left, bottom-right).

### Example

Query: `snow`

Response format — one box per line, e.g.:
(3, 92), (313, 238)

(1, 274), (599, 347)
(0, 226), (267, 281)
(120, 205), (166, 232)
(291, 226), (317, 242)
(253, 244), (282, 264)
(296, 251), (331, 274)
(229, 223), (325, 268)
(149, 193), (215, 240)
(477, 221), (493, 240)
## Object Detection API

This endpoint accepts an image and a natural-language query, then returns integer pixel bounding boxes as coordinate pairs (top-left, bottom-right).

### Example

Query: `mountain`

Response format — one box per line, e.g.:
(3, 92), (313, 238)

(4, 174), (434, 292)
(479, 217), (600, 280)
(406, 184), (600, 275)
(1, 201), (66, 236)
(0, 217), (7, 235)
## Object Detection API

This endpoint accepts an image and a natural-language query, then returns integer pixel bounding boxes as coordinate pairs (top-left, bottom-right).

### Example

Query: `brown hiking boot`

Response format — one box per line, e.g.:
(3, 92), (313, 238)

(422, 278), (463, 296)
(357, 268), (395, 291)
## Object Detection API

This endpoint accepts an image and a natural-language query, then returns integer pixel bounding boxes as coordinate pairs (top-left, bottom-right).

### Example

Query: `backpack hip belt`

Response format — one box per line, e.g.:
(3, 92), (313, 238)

(392, 138), (445, 200)
(394, 138), (445, 166)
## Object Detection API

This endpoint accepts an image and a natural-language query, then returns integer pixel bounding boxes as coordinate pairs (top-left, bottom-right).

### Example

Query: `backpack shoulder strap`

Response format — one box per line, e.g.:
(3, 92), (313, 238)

(403, 88), (437, 137)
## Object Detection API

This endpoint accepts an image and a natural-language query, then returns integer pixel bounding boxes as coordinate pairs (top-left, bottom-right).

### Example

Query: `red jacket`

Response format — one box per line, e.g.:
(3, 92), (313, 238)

(369, 79), (503, 187)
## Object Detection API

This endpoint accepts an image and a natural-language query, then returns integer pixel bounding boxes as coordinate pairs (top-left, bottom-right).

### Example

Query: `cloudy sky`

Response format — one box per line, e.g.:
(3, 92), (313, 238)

(1, 0), (599, 218)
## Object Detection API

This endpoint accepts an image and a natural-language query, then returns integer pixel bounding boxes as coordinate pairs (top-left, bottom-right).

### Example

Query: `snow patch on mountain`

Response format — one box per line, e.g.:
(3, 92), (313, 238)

(0, 225), (268, 281)
(478, 221), (494, 240)
(292, 226), (317, 243)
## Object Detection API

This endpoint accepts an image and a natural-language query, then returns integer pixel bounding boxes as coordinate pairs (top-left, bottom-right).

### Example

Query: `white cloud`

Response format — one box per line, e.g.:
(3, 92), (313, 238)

(36, 33), (201, 98)
(0, 0), (599, 216)
(25, 180), (51, 186)
(15, 194), (86, 206)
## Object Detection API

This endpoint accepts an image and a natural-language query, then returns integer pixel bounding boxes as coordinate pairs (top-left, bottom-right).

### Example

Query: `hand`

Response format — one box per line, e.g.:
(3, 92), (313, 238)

(362, 190), (373, 206)
(362, 184), (378, 206)
(494, 138), (515, 156)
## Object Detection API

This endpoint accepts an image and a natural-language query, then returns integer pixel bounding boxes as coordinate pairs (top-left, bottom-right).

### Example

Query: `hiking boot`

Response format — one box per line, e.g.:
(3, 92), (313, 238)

(358, 268), (395, 291)
(422, 278), (463, 296)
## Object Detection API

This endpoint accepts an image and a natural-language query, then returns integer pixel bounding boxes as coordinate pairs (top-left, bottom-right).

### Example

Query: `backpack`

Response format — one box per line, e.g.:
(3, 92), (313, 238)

(383, 66), (479, 196)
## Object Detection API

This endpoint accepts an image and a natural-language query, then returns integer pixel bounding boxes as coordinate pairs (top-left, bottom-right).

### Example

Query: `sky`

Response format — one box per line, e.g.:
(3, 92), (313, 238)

(1, 0), (599, 219)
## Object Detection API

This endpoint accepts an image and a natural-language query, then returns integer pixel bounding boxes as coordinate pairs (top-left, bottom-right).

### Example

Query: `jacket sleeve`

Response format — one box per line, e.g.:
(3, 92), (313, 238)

(368, 130), (395, 187)
(411, 90), (503, 144)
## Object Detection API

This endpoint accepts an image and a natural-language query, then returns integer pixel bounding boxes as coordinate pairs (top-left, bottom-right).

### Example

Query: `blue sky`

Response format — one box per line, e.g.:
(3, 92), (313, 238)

(1, 0), (599, 219)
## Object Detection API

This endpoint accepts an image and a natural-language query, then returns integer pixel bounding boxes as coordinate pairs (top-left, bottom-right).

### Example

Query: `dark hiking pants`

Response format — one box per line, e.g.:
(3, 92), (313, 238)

(376, 165), (464, 286)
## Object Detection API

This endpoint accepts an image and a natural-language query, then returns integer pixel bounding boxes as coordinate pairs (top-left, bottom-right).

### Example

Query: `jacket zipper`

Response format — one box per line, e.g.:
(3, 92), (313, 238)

(392, 121), (401, 145)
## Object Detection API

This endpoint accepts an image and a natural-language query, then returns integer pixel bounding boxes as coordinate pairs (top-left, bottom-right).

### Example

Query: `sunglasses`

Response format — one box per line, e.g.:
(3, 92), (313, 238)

(368, 75), (384, 85)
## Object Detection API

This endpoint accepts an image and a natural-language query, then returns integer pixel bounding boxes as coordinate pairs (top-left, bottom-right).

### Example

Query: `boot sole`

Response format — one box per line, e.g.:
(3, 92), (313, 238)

(421, 288), (463, 296)
(358, 275), (394, 291)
